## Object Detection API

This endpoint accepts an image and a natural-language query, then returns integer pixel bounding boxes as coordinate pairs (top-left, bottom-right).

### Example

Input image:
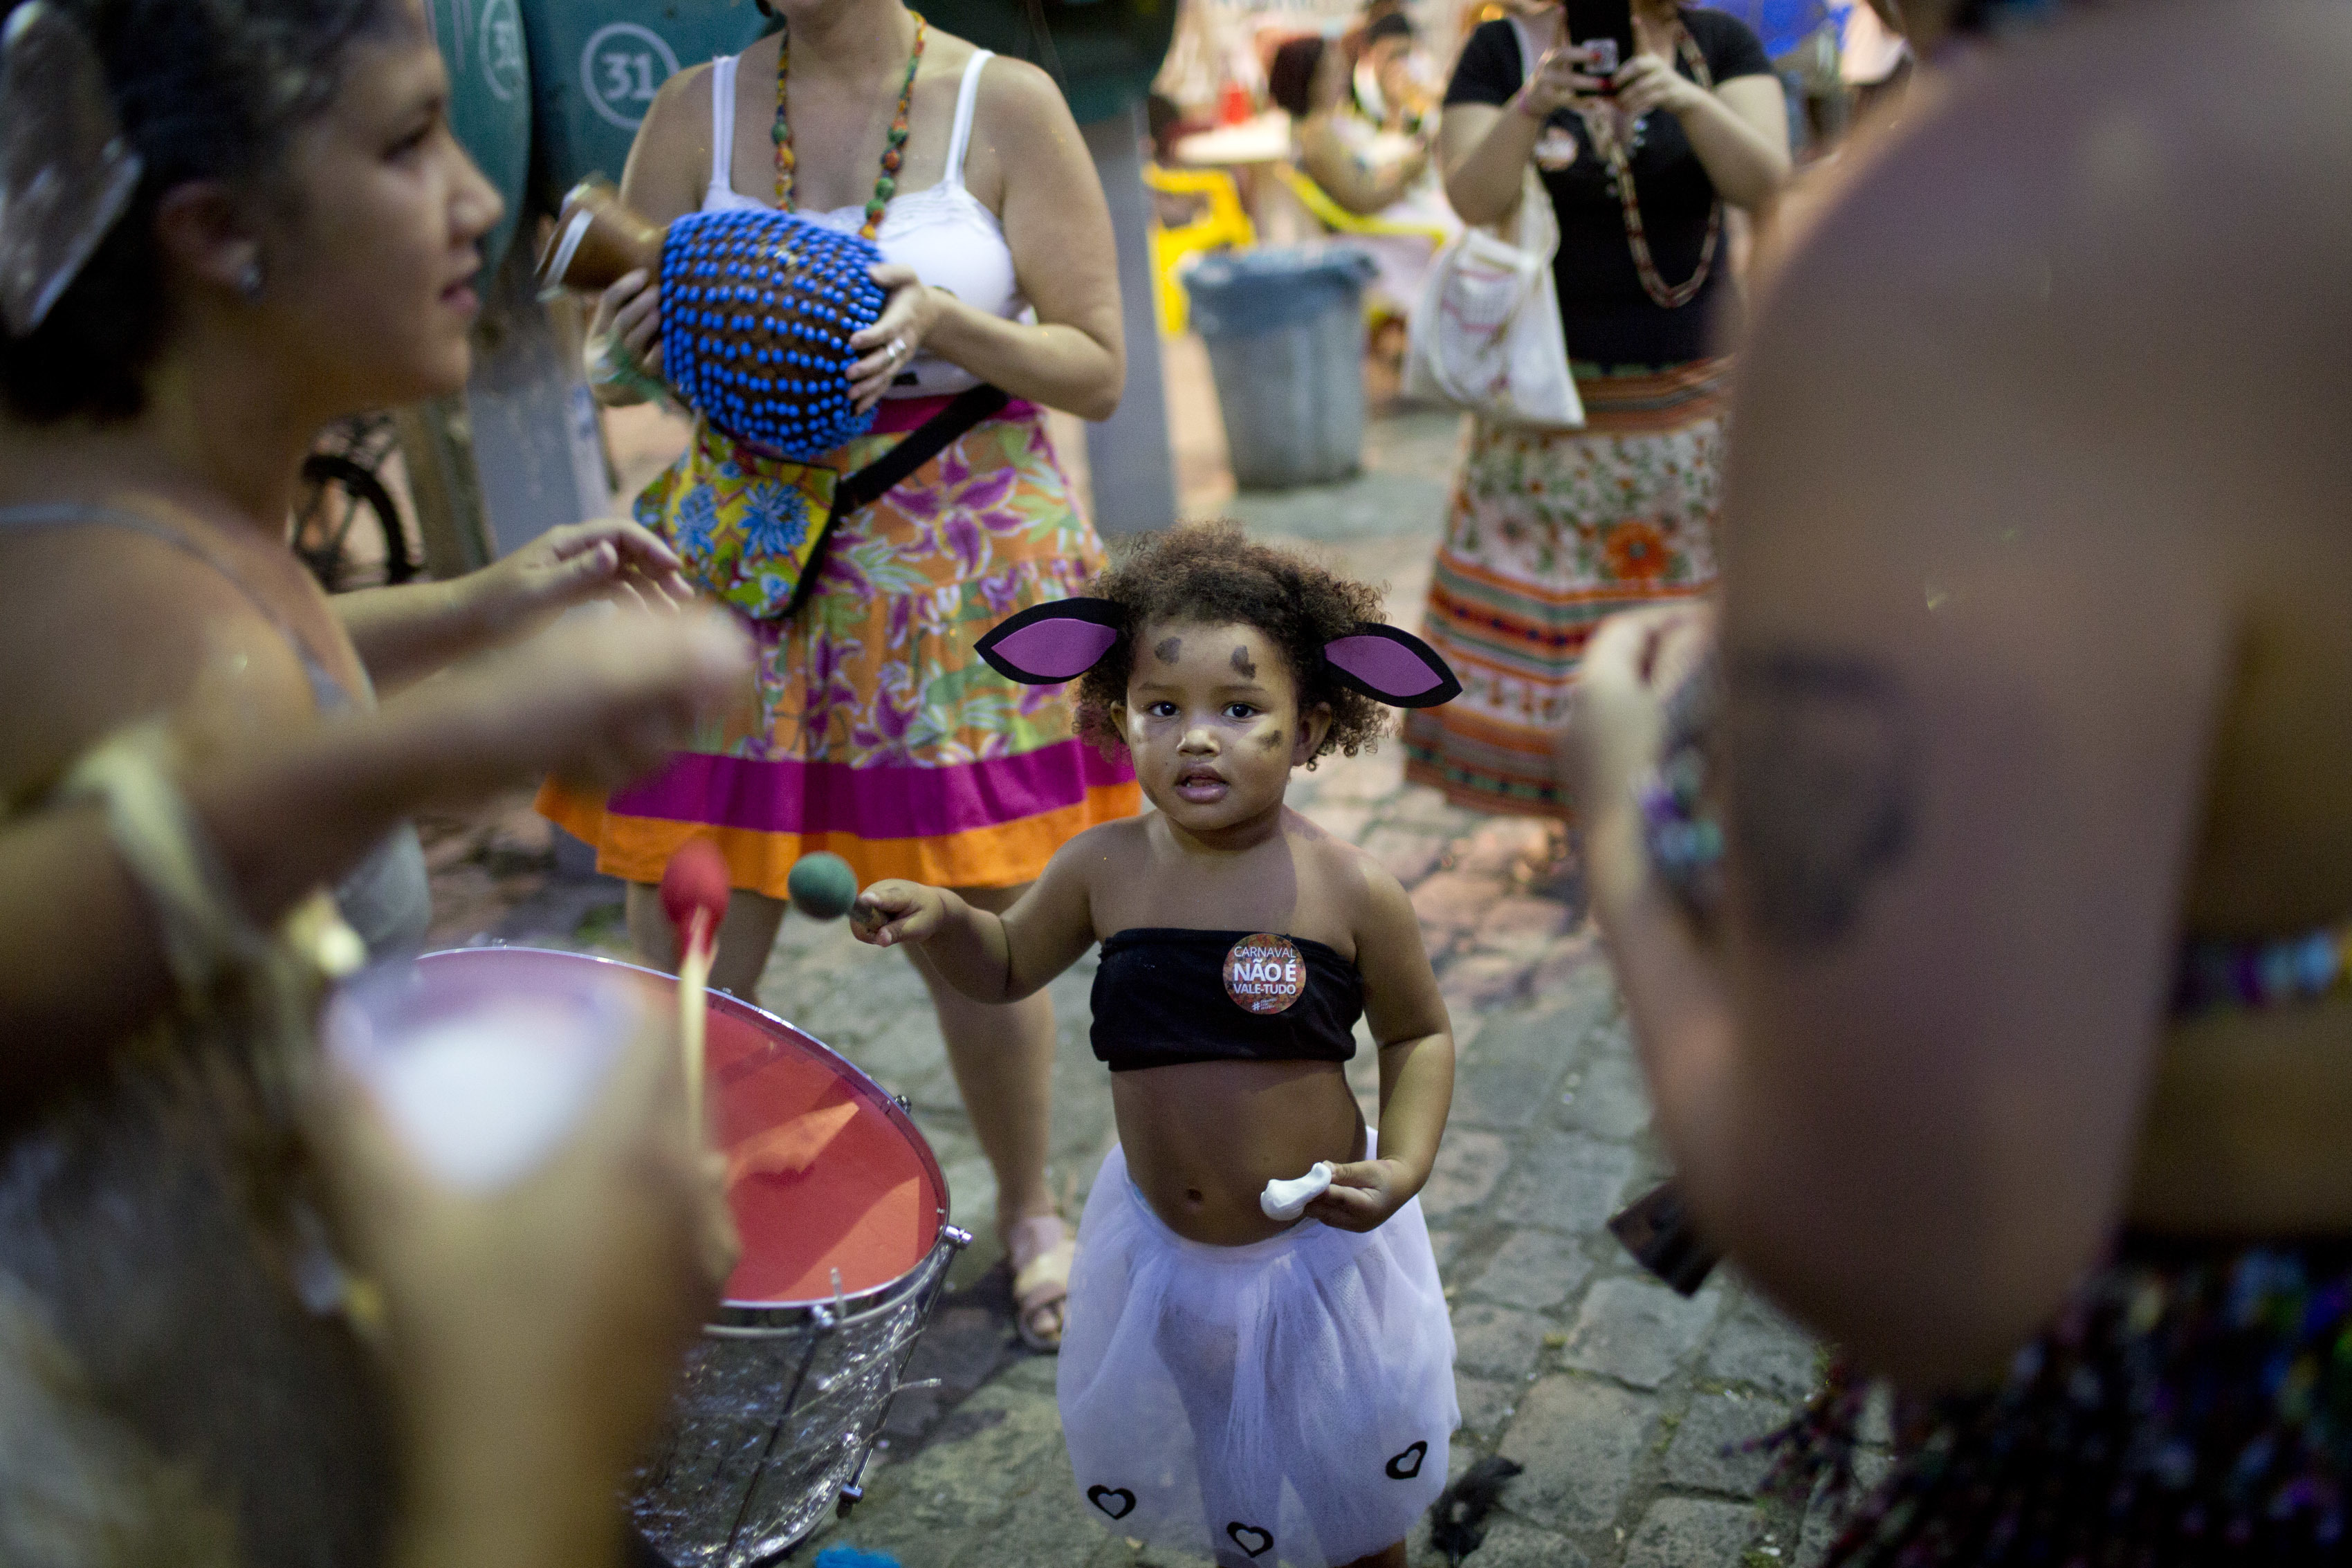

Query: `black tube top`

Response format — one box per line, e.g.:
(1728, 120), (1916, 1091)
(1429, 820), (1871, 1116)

(1090, 928), (1364, 1073)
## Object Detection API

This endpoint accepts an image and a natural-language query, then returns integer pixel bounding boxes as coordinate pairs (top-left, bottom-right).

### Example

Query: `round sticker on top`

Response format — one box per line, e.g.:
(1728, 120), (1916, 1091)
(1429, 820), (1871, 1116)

(1224, 934), (1307, 1015)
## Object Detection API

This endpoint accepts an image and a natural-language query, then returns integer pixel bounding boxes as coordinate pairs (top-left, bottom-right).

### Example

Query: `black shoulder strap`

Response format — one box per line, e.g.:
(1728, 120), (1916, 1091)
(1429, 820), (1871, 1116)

(783, 383), (1014, 618)
(831, 383), (1013, 518)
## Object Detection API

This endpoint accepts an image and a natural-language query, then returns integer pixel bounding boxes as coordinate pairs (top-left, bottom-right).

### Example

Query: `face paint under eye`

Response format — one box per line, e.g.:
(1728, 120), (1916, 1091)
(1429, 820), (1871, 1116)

(1230, 646), (1257, 679)
(1261, 729), (1286, 751)
(1155, 636), (1184, 664)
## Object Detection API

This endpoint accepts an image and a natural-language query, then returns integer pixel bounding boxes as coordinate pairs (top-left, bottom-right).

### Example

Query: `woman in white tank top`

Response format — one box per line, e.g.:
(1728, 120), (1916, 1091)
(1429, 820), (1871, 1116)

(546, 0), (1138, 1355)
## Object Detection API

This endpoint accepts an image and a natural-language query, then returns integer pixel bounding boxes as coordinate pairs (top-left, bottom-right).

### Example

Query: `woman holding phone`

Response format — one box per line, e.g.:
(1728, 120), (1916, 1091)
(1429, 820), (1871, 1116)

(1409, 0), (1786, 848)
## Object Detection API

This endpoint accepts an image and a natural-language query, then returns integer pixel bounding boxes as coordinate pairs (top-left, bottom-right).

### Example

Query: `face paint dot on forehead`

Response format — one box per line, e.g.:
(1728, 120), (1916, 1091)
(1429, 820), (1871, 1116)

(1231, 646), (1257, 679)
(1155, 636), (1183, 664)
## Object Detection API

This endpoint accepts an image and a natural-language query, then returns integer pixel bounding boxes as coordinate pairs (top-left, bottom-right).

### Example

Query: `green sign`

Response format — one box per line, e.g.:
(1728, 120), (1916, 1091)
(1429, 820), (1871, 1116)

(424, 0), (533, 274)
(520, 0), (773, 207)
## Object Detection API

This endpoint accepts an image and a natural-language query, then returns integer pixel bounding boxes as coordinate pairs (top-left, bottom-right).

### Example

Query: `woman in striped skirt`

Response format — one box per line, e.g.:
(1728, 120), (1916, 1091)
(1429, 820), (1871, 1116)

(1413, 0), (1788, 818)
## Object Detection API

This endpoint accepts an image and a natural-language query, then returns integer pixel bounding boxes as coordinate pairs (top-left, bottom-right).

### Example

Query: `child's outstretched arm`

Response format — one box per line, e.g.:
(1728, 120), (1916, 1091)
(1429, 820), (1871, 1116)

(1307, 863), (1455, 1233)
(848, 834), (1099, 1004)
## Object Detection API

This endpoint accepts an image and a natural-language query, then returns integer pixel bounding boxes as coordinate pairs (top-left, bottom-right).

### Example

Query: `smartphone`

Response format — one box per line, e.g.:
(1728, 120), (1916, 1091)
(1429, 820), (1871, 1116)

(1561, 0), (1635, 89)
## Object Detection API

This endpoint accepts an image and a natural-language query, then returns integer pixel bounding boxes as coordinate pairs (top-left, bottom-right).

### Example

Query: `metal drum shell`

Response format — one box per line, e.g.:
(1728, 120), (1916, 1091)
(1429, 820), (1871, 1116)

(416, 946), (963, 1568)
(637, 1236), (962, 1566)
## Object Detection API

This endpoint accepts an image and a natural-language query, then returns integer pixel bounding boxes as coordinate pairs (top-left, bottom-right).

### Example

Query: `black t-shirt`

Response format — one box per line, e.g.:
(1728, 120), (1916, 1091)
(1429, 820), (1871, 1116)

(1445, 10), (1773, 367)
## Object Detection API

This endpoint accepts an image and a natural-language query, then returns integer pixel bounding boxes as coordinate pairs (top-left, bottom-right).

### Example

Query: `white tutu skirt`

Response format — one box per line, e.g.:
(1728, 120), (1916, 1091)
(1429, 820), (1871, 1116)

(1057, 1136), (1458, 1567)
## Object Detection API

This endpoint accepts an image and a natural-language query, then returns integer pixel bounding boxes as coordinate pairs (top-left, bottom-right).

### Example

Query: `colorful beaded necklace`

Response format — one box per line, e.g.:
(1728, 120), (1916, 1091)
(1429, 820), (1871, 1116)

(773, 11), (927, 240)
(2175, 920), (2352, 1016)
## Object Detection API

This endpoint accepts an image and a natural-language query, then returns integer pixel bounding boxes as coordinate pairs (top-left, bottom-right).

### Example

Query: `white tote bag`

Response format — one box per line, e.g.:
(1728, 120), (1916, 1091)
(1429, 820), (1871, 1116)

(1403, 21), (1584, 429)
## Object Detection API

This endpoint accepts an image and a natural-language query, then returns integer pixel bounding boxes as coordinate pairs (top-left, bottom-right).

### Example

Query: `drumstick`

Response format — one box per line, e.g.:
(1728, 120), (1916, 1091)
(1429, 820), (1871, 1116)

(659, 840), (732, 1135)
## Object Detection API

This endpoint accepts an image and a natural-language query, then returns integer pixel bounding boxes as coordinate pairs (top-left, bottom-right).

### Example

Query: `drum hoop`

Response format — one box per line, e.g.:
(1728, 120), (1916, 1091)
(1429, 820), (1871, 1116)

(419, 946), (953, 1327)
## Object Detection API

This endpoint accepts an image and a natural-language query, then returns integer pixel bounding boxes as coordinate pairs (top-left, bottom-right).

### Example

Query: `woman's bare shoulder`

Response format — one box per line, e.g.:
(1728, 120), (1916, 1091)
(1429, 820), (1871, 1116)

(1766, 0), (2351, 376)
(641, 57), (717, 139)
(0, 530), (315, 797)
(968, 48), (1082, 149)
(621, 59), (718, 216)
(1730, 0), (2351, 600)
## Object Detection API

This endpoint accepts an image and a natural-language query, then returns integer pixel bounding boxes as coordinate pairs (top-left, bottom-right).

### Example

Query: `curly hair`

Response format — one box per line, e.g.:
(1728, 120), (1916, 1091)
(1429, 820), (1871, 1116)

(1074, 522), (1388, 768)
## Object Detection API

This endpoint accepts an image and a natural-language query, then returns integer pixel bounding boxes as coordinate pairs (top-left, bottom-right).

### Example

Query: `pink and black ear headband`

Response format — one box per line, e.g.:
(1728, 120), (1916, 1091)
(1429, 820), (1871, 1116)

(974, 598), (1462, 708)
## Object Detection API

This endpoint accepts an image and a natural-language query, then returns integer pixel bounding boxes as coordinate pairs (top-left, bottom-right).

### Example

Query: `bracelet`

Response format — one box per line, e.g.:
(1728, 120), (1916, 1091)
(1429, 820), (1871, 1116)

(1636, 753), (1723, 915)
(1633, 651), (1725, 921)
(1512, 89), (1550, 121)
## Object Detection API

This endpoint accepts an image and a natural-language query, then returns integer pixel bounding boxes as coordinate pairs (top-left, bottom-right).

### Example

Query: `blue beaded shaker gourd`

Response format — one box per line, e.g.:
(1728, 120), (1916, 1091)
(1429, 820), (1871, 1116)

(535, 179), (887, 460)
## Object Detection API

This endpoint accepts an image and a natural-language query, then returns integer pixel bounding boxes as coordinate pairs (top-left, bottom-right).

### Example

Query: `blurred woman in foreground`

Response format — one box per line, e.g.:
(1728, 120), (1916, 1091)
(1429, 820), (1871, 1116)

(0, 0), (747, 1560)
(1579, 0), (2352, 1557)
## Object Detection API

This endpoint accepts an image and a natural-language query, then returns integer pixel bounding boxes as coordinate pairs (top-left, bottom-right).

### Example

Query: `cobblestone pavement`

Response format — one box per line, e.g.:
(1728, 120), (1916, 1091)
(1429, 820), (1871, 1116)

(425, 397), (1856, 1568)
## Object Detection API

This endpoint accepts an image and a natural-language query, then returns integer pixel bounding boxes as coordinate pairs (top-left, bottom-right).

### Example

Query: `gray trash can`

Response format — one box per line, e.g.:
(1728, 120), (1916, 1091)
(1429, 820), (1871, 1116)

(1182, 246), (1379, 490)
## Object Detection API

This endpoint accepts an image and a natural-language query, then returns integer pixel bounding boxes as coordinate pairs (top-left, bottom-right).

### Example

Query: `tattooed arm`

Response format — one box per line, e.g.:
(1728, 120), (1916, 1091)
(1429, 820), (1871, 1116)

(1577, 12), (2304, 1385)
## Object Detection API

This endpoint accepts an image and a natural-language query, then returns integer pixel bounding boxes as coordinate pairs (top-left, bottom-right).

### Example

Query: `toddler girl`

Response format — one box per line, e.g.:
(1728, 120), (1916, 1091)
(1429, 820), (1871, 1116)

(852, 524), (1462, 1568)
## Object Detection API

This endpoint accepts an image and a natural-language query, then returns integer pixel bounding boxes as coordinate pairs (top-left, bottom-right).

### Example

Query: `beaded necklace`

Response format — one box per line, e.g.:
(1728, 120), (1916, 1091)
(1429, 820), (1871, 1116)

(1579, 24), (1720, 311)
(773, 11), (927, 241)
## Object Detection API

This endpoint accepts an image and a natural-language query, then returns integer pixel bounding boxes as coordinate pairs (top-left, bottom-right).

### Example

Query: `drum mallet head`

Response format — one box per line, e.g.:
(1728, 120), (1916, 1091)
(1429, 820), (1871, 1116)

(661, 838), (732, 955)
(787, 851), (858, 921)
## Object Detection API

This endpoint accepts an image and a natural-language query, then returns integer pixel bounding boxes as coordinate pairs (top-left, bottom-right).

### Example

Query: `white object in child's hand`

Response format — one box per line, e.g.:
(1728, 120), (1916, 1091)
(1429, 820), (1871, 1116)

(1260, 1161), (1336, 1221)
(327, 966), (632, 1193)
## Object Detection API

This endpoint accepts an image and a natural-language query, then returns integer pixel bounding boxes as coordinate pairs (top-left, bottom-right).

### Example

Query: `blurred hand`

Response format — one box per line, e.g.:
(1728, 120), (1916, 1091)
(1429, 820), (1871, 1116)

(1515, 41), (1610, 119)
(314, 991), (734, 1516)
(845, 264), (944, 412)
(468, 519), (697, 636)
(1304, 1156), (1417, 1232)
(849, 878), (946, 948)
(393, 602), (751, 801)
(1562, 603), (1716, 822)
(1613, 52), (1707, 120)
(588, 268), (663, 379)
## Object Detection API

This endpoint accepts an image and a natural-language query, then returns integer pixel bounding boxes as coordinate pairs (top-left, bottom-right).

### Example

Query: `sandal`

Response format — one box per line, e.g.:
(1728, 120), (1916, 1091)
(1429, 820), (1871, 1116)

(1005, 1212), (1075, 1354)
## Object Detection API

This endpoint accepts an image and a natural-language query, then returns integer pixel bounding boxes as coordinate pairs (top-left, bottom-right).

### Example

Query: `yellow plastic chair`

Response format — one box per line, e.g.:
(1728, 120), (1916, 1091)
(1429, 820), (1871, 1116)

(1141, 165), (1256, 335)
(1274, 163), (1452, 251)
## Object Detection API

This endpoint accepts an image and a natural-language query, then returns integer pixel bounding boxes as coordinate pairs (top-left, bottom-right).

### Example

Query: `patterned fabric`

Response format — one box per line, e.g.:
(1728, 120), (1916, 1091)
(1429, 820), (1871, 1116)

(1404, 359), (1728, 817)
(540, 405), (1139, 893)
(1770, 1236), (2352, 1565)
(635, 418), (843, 620)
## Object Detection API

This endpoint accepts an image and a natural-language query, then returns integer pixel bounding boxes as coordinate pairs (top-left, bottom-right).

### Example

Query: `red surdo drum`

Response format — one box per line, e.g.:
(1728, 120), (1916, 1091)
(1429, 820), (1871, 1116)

(414, 949), (967, 1567)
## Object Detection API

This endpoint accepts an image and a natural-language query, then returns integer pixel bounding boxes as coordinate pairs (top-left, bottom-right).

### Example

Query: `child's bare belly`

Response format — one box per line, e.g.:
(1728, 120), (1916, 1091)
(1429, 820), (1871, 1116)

(1112, 1060), (1366, 1246)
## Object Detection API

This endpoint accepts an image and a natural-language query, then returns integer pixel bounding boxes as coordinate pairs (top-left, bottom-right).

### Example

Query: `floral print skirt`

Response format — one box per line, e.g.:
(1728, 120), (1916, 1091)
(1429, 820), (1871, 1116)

(540, 404), (1139, 894)
(1403, 358), (1727, 818)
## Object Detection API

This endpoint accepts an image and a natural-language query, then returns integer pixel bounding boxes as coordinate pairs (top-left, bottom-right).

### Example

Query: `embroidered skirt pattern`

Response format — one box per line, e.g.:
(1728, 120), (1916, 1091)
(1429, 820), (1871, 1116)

(1771, 1235), (2352, 1565)
(540, 405), (1140, 892)
(1058, 1138), (1458, 1567)
(1404, 358), (1728, 817)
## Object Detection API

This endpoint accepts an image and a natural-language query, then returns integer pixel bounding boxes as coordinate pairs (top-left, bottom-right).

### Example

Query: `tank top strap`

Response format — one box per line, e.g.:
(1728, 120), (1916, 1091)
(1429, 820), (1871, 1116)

(0, 501), (348, 712)
(709, 54), (740, 197)
(944, 50), (993, 192)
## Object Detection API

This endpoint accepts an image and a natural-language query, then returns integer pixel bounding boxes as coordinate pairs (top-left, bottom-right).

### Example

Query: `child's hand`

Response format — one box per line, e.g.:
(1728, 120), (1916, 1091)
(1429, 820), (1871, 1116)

(1305, 1156), (1420, 1233)
(849, 879), (945, 948)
